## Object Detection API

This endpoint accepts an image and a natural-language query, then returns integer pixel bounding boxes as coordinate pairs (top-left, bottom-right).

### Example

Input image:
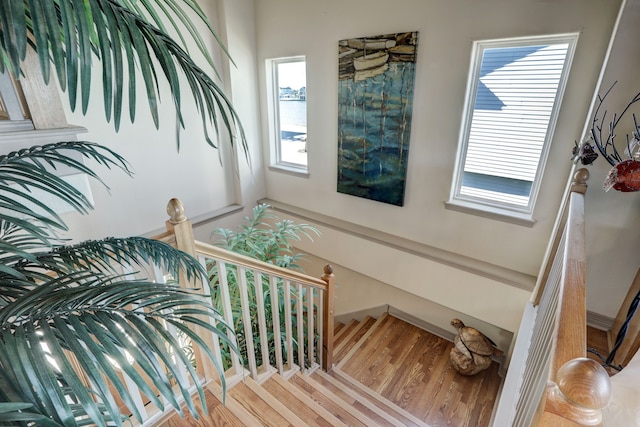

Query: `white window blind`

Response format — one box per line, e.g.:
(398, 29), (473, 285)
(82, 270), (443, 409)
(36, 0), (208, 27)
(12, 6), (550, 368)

(452, 35), (577, 216)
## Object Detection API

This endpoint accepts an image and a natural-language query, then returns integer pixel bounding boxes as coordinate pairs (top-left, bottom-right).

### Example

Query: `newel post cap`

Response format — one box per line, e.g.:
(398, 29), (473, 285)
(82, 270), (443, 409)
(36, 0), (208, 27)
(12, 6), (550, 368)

(167, 198), (186, 224)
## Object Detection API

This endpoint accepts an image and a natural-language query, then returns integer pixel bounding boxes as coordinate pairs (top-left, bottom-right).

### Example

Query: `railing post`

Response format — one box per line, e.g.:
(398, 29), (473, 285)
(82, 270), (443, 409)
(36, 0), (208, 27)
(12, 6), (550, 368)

(165, 198), (217, 381)
(322, 264), (335, 371)
(166, 198), (197, 259)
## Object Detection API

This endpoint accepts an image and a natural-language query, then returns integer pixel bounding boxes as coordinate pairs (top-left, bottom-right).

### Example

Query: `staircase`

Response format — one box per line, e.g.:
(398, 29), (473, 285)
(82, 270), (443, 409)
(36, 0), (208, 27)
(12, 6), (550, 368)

(155, 313), (501, 427)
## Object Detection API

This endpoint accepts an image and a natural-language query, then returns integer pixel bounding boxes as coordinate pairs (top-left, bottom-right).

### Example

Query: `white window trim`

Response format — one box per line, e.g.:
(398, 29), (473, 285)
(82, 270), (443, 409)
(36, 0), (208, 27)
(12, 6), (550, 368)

(447, 33), (579, 224)
(266, 55), (309, 176)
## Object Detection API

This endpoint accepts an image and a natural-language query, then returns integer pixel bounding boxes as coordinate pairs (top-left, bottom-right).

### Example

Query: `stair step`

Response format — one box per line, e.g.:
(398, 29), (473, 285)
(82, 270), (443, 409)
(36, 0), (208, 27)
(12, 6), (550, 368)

(326, 368), (430, 427)
(337, 312), (390, 369)
(334, 315), (378, 363)
(262, 372), (349, 427)
(229, 376), (304, 426)
(205, 380), (264, 426)
(289, 371), (379, 427)
(334, 318), (359, 347)
(310, 370), (403, 427)
(334, 322), (346, 336)
(157, 390), (244, 427)
(155, 382), (254, 427)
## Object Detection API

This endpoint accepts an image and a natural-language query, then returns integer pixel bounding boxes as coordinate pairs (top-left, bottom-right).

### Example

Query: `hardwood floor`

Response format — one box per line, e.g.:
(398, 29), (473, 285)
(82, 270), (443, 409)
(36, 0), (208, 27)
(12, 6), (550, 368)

(157, 313), (504, 426)
(337, 314), (502, 427)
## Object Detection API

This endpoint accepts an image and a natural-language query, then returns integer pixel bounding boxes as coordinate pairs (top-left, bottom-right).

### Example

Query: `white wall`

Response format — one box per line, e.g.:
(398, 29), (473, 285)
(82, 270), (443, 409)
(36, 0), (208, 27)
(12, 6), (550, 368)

(254, 0), (622, 334)
(41, 0), (638, 335)
(51, 0), (264, 243)
(582, 0), (640, 320)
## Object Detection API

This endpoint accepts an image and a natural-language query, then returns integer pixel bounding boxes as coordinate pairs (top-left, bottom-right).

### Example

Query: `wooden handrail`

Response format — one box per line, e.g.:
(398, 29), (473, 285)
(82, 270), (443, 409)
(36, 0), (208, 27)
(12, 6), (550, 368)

(537, 169), (612, 426)
(193, 240), (329, 290)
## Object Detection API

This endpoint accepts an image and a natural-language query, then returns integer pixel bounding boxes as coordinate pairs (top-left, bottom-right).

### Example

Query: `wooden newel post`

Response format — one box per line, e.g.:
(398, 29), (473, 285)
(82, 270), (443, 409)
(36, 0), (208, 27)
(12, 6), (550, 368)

(544, 357), (611, 425)
(165, 198), (216, 380)
(322, 264), (336, 372)
(165, 198), (197, 261)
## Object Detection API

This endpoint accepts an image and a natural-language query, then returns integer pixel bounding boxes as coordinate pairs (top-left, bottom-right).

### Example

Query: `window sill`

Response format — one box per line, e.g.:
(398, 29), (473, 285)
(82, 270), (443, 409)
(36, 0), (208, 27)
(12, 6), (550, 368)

(268, 163), (309, 178)
(444, 199), (536, 227)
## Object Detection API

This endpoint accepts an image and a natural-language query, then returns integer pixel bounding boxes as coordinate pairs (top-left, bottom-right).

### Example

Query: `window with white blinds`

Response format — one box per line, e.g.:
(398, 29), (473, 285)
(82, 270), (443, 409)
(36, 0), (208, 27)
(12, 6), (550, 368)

(450, 34), (577, 218)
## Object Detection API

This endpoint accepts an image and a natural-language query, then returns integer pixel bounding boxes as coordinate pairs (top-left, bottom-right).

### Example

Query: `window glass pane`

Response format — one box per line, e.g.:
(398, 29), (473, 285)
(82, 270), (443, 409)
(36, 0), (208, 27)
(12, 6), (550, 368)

(454, 36), (575, 213)
(276, 60), (307, 167)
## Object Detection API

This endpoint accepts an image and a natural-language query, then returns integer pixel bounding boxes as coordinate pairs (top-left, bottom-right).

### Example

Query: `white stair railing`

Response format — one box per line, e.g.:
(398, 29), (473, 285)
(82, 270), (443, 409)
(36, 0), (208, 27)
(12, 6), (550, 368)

(159, 198), (336, 389)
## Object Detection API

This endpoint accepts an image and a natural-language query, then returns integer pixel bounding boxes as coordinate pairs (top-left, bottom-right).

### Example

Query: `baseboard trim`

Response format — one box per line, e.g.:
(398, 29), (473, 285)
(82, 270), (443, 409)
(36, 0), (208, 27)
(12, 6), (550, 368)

(587, 310), (614, 332)
(336, 305), (507, 376)
(387, 306), (456, 342)
(336, 305), (456, 342)
(335, 305), (389, 325)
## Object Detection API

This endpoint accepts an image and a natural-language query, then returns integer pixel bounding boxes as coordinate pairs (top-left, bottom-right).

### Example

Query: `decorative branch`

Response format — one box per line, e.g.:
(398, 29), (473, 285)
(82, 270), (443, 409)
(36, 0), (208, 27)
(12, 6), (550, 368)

(590, 82), (640, 166)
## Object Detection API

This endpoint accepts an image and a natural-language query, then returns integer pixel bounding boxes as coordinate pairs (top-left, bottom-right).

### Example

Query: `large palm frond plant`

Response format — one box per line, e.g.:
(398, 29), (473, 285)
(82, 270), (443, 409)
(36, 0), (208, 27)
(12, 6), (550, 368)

(0, 1), (244, 426)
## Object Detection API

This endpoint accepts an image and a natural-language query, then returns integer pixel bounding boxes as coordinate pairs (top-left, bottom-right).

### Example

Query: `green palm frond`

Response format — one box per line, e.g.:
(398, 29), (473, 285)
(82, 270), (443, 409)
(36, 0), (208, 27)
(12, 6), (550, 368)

(0, 0), (246, 151)
(7, 236), (206, 283)
(0, 141), (131, 237)
(0, 402), (62, 426)
(0, 142), (131, 280)
(0, 272), (235, 427)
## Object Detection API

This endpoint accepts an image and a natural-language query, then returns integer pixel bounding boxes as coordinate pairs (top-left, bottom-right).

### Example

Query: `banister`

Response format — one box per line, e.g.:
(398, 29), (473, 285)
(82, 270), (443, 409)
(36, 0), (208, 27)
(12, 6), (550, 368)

(532, 168), (589, 307)
(160, 198), (336, 373)
(193, 240), (328, 290)
(537, 169), (612, 426)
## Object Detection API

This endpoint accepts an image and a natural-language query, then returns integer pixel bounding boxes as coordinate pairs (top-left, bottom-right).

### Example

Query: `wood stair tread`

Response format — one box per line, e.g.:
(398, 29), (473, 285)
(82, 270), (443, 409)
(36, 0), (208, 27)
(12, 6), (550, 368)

(155, 386), (248, 427)
(263, 372), (349, 427)
(334, 315), (378, 363)
(326, 368), (430, 427)
(289, 371), (380, 427)
(310, 370), (406, 427)
(229, 377), (302, 426)
(334, 318), (359, 347)
(337, 312), (390, 369)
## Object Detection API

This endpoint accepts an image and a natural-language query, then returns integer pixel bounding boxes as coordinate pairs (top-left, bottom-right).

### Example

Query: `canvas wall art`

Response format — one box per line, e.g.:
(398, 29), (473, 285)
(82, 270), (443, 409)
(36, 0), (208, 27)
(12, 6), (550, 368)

(337, 31), (418, 206)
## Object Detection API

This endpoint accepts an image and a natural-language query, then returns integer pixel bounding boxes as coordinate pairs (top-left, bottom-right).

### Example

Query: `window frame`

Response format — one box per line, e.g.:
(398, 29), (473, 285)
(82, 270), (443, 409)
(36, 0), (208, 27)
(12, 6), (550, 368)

(447, 33), (579, 225)
(266, 55), (308, 175)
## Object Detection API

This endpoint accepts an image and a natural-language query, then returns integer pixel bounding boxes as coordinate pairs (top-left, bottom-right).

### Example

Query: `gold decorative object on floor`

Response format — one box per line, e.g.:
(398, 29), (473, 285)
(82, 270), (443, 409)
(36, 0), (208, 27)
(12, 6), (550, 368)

(450, 318), (503, 376)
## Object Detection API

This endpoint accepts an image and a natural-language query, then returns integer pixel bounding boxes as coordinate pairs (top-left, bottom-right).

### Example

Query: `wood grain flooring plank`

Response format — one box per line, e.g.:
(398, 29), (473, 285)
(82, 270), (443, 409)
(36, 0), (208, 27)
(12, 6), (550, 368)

(263, 375), (348, 427)
(339, 314), (502, 427)
(311, 370), (404, 427)
(157, 390), (245, 427)
(229, 381), (293, 426)
(157, 313), (514, 427)
(290, 372), (375, 427)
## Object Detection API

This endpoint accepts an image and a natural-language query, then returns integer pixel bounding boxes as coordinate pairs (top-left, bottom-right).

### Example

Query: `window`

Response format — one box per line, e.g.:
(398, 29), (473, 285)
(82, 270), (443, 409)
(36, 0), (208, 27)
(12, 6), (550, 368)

(449, 34), (577, 222)
(268, 56), (307, 172)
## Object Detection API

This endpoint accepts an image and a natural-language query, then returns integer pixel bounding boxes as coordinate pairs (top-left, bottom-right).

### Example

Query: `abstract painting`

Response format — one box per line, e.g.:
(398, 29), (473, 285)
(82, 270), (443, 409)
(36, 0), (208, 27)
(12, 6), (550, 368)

(337, 31), (418, 206)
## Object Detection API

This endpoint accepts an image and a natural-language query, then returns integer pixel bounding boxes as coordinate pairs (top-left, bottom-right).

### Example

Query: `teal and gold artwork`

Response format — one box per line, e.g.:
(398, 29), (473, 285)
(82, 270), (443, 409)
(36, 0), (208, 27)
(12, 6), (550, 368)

(337, 31), (418, 206)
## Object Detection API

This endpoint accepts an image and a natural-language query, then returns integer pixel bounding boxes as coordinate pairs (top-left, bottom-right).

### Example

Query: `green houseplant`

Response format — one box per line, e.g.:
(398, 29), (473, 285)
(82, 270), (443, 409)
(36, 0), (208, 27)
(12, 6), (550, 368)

(209, 204), (319, 370)
(0, 1), (243, 426)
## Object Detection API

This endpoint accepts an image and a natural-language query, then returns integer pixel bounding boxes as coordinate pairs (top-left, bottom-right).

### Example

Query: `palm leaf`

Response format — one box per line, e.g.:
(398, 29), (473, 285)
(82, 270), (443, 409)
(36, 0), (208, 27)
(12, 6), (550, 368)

(0, 142), (131, 224)
(0, 142), (131, 279)
(0, 402), (62, 426)
(1, 1), (246, 151)
(0, 273), (232, 426)
(10, 237), (205, 282)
